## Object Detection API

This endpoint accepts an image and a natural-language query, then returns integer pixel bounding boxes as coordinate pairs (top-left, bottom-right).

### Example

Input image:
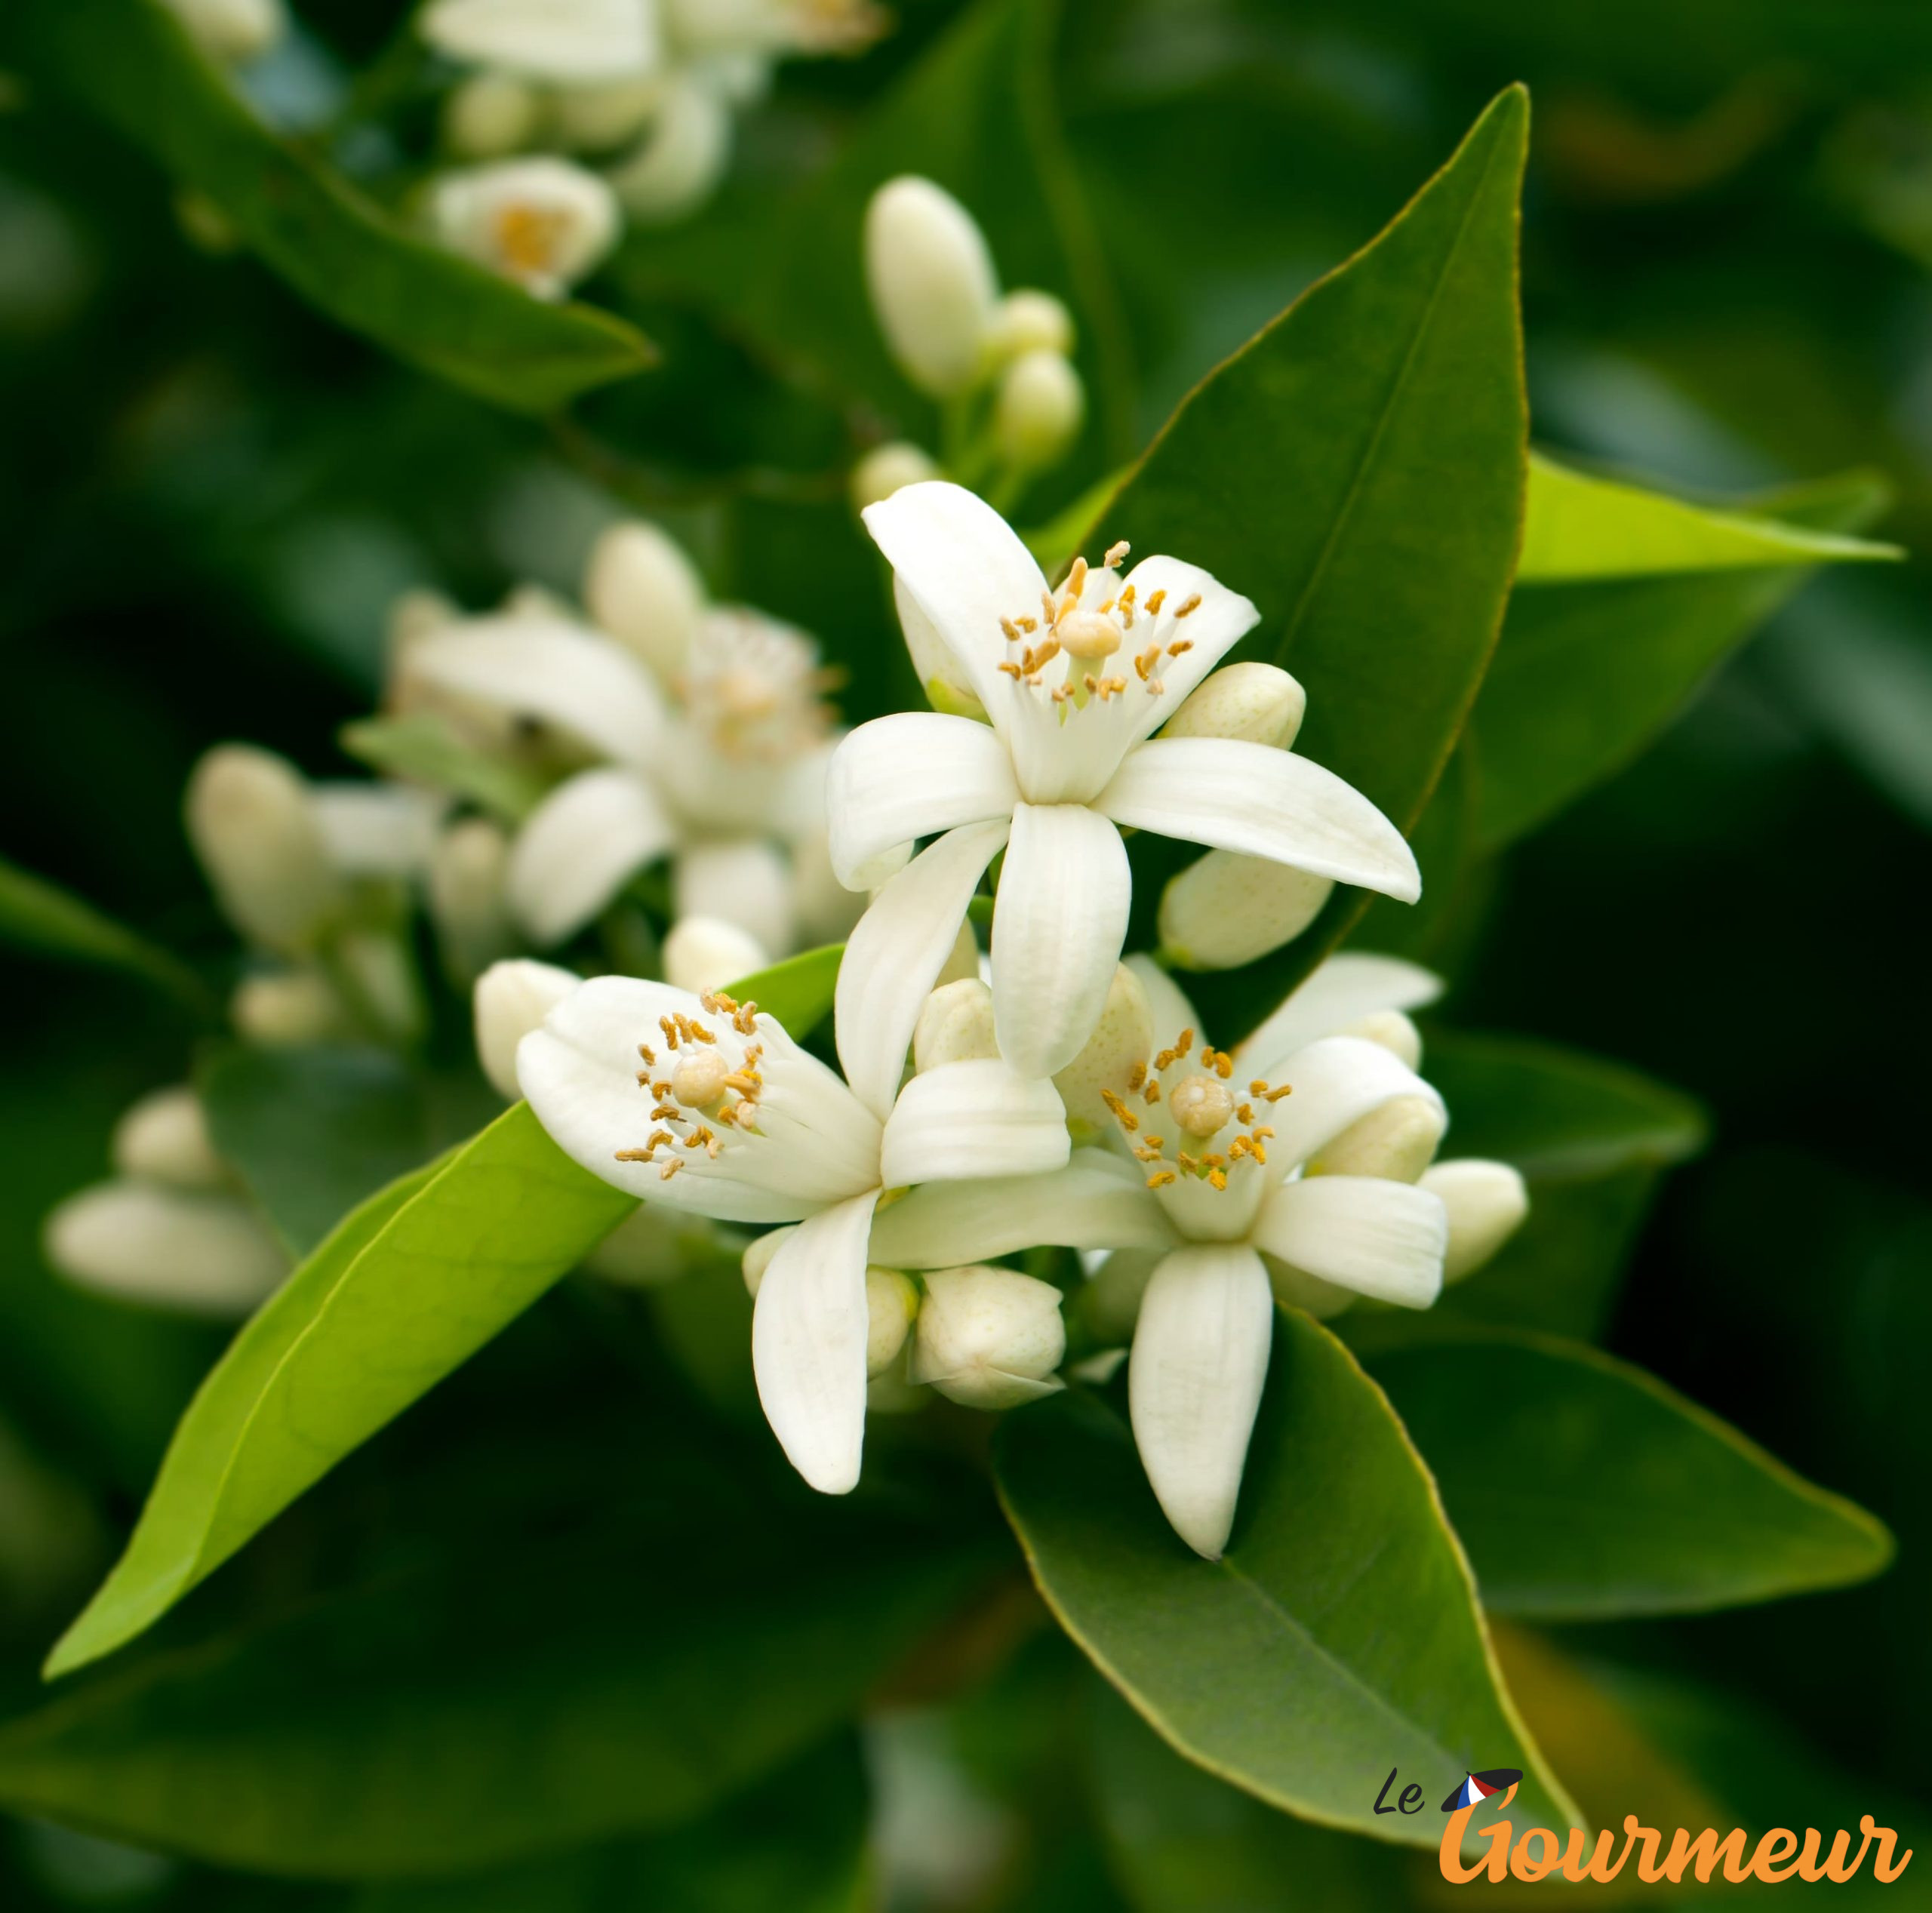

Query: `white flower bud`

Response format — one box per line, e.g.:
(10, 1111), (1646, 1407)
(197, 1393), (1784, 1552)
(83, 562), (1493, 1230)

(1161, 662), (1306, 748)
(1341, 1009), (1423, 1071)
(1052, 964), (1154, 1142)
(163, 0), (285, 62)
(230, 970), (349, 1046)
(864, 1266), (919, 1376)
(894, 574), (985, 721)
(1159, 851), (1332, 970)
(673, 838), (795, 957)
(185, 745), (343, 954)
(420, 0), (659, 82)
(45, 1182), (285, 1316)
(429, 818), (515, 983)
(583, 520), (706, 684)
(429, 157), (620, 300)
(608, 79), (733, 224)
(983, 288), (1073, 365)
(865, 177), (998, 398)
(850, 441), (940, 512)
(1420, 1160), (1529, 1284)
(474, 958), (579, 1100)
(444, 73), (542, 161)
(1309, 1093), (1446, 1185)
(111, 1087), (226, 1190)
(552, 75), (663, 152)
(912, 1266), (1066, 1409)
(663, 915), (768, 997)
(913, 978), (998, 1072)
(994, 349), (1084, 472)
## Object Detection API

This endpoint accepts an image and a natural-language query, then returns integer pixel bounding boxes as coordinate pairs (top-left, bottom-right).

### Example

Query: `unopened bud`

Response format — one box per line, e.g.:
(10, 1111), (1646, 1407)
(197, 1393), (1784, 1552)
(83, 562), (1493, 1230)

(740, 1235), (916, 1379)
(913, 978), (998, 1072)
(1161, 663), (1306, 748)
(429, 157), (620, 300)
(1159, 851), (1332, 970)
(608, 78), (734, 223)
(1341, 1009), (1423, 1071)
(429, 817), (515, 983)
(473, 958), (579, 1100)
(663, 915), (768, 998)
(983, 288), (1074, 364)
(45, 1182), (285, 1316)
(1309, 1093), (1446, 1184)
(865, 177), (998, 398)
(995, 349), (1084, 471)
(163, 0), (285, 61)
(231, 970), (349, 1046)
(1053, 964), (1154, 1141)
(111, 1087), (226, 1190)
(185, 745), (343, 954)
(552, 76), (662, 153)
(583, 520), (706, 684)
(851, 440), (940, 512)
(443, 72), (541, 160)
(911, 1265), (1066, 1410)
(894, 573), (985, 720)
(1420, 1160), (1529, 1284)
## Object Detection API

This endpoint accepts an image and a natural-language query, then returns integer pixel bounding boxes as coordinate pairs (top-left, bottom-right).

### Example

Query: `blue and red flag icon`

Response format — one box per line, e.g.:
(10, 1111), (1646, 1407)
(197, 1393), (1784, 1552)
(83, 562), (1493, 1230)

(1441, 1768), (1522, 1812)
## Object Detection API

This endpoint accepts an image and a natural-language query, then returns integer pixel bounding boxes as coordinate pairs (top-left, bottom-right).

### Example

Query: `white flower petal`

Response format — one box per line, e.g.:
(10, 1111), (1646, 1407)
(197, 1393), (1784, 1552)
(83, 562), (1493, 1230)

(1124, 954), (1201, 1051)
(826, 712), (1019, 890)
(878, 1060), (1069, 1189)
(673, 837), (795, 955)
(1253, 1175), (1446, 1307)
(752, 1189), (880, 1494)
(991, 802), (1132, 1078)
(867, 1151), (1173, 1269)
(404, 617), (665, 770)
(506, 768), (678, 946)
(309, 783), (448, 878)
(1261, 1034), (1444, 1172)
(1236, 952), (1444, 1080)
(1097, 737), (1420, 902)
(1115, 555), (1259, 746)
(420, 0), (659, 82)
(1420, 1158), (1528, 1284)
(518, 975), (881, 1221)
(1128, 1244), (1274, 1560)
(862, 481), (1044, 732)
(44, 1182), (286, 1318)
(835, 820), (1008, 1122)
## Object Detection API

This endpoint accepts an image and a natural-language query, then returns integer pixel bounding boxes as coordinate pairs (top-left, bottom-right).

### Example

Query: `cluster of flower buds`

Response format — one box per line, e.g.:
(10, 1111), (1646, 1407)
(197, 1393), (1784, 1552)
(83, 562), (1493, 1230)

(853, 177), (1085, 513)
(419, 0), (889, 297)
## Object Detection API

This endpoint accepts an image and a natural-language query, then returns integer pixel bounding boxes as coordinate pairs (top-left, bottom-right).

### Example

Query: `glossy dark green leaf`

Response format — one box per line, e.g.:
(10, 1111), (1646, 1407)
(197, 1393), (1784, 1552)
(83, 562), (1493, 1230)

(0, 857), (206, 1011)
(46, 1105), (635, 1678)
(199, 1045), (500, 1256)
(995, 1309), (1576, 1845)
(339, 718), (552, 826)
(1095, 89), (1530, 1032)
(1371, 1330), (1894, 1619)
(10, 0), (653, 414)
(1468, 469), (1894, 849)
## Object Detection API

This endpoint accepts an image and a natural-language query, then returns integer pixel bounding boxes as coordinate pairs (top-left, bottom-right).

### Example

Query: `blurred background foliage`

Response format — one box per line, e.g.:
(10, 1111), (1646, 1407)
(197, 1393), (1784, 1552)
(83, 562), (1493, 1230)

(2, 0), (1929, 1905)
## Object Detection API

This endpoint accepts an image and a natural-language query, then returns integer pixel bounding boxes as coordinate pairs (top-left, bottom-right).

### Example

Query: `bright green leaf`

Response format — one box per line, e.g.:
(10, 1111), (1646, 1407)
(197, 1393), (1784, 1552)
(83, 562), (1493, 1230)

(1371, 1330), (1894, 1619)
(723, 944), (843, 1039)
(0, 856), (208, 1011)
(1467, 469), (1894, 850)
(1517, 453), (1900, 580)
(11, 0), (653, 414)
(339, 718), (552, 825)
(46, 1105), (635, 1678)
(198, 1044), (502, 1256)
(994, 1309), (1577, 1845)
(1094, 89), (1531, 1032)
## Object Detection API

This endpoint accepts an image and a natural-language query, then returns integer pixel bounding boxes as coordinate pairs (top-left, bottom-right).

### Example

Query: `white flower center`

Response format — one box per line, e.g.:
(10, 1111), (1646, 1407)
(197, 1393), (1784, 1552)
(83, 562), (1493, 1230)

(677, 612), (834, 764)
(995, 541), (1204, 714)
(1100, 1023), (1289, 1194)
(614, 991), (768, 1181)
(493, 201), (570, 277)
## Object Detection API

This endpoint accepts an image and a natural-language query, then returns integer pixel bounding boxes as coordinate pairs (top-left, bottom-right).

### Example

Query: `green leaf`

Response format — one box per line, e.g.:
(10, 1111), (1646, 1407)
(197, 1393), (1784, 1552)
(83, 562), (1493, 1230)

(0, 856), (208, 1010)
(723, 943), (843, 1039)
(1466, 468), (1894, 850)
(10, 0), (653, 414)
(339, 718), (552, 825)
(994, 1309), (1577, 1846)
(46, 1105), (635, 1678)
(8, 1490), (971, 1874)
(1517, 453), (1900, 580)
(346, 1740), (871, 1911)
(1370, 1330), (1894, 1619)
(1094, 89), (1531, 1032)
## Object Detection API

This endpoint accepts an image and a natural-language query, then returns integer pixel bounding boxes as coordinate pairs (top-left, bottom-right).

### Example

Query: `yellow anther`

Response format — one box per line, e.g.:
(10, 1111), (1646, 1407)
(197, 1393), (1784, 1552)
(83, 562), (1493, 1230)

(1017, 614), (1038, 633)
(1000, 617), (1020, 643)
(1208, 1168), (1228, 1191)
(636, 1042), (655, 1064)
(660, 1156), (683, 1181)
(1236, 1103), (1254, 1124)
(1146, 1169), (1177, 1189)
(1167, 638), (1193, 658)
(1126, 1061), (1146, 1090)
(734, 1003), (759, 1035)
(1100, 1087), (1140, 1131)
(998, 661), (1023, 678)
(660, 1016), (681, 1049)
(1174, 593), (1202, 619)
(1143, 1080), (1161, 1104)
(1104, 540), (1131, 567)
(1041, 590), (1060, 629)
(1144, 588), (1167, 615)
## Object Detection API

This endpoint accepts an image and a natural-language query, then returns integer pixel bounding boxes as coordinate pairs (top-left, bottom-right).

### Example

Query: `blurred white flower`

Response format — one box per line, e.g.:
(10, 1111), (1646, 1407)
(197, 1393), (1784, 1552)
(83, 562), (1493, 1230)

(185, 746), (344, 955)
(163, 0), (286, 63)
(421, 0), (660, 83)
(994, 347), (1085, 471)
(474, 957), (582, 1100)
(866, 177), (1000, 398)
(429, 157), (620, 299)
